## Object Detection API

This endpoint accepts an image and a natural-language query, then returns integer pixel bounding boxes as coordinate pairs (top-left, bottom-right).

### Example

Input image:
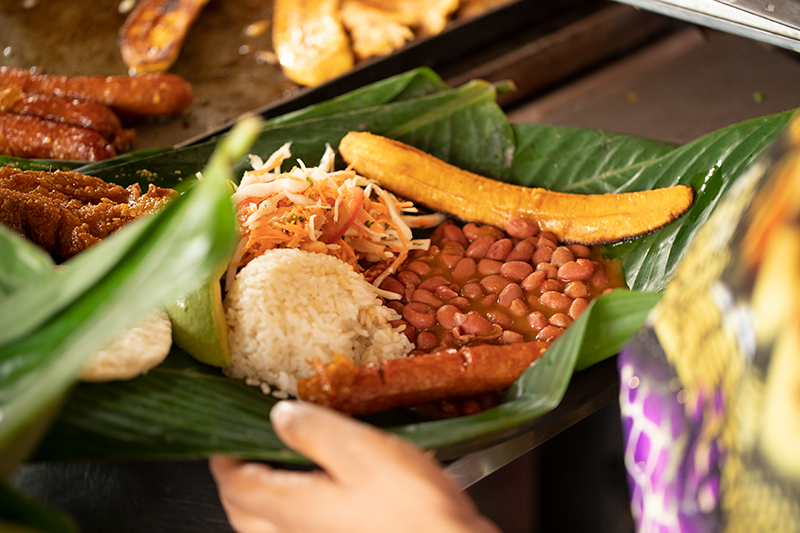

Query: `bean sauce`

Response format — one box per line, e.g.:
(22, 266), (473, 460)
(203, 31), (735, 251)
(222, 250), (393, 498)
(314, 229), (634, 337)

(380, 220), (626, 355)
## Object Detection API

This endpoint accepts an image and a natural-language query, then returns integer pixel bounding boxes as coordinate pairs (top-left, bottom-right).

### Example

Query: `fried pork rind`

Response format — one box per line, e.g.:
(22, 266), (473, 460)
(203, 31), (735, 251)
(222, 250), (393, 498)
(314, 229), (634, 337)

(0, 167), (175, 260)
(298, 342), (548, 415)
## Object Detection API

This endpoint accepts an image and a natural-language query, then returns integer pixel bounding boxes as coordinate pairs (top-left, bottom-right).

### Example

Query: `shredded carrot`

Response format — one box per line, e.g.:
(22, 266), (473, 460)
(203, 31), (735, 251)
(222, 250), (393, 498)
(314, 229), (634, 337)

(228, 144), (443, 284)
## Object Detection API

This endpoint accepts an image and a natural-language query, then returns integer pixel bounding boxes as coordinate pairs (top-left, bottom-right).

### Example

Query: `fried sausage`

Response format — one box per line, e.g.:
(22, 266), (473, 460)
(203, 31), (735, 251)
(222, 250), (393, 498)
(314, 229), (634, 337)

(0, 67), (193, 116)
(1, 88), (136, 151)
(297, 341), (548, 415)
(3, 91), (124, 141)
(0, 112), (116, 161)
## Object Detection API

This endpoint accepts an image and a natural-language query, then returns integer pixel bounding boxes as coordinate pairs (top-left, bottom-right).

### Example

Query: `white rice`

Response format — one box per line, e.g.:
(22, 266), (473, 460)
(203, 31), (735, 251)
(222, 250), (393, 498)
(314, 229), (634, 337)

(223, 248), (413, 397)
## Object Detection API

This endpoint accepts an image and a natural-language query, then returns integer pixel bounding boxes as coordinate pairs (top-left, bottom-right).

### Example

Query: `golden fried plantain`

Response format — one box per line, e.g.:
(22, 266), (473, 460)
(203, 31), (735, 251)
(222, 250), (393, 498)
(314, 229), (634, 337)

(456, 0), (514, 19)
(338, 131), (695, 245)
(272, 0), (354, 86)
(340, 0), (458, 61)
(340, 0), (414, 61)
(120, 0), (210, 73)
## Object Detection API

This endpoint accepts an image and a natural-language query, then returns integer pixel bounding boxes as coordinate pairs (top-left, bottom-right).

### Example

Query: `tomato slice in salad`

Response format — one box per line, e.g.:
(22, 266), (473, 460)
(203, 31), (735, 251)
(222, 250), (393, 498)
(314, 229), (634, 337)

(319, 186), (365, 244)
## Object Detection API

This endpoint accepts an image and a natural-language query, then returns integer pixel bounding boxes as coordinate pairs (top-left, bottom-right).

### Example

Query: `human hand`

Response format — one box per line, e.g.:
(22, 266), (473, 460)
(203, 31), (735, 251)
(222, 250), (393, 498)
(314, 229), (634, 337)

(209, 400), (500, 533)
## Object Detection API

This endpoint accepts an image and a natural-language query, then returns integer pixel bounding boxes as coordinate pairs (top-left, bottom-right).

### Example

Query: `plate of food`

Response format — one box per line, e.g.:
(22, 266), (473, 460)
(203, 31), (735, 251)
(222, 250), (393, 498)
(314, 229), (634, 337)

(0, 68), (792, 487)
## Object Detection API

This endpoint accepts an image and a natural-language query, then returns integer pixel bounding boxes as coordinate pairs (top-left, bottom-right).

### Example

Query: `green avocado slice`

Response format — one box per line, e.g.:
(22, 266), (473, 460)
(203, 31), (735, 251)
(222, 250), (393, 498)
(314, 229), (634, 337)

(166, 265), (230, 367)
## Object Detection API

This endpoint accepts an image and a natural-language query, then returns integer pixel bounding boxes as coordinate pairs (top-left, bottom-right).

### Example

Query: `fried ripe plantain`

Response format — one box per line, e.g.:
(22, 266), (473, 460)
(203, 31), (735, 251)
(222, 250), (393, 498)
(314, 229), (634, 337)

(272, 0), (354, 86)
(338, 131), (695, 246)
(455, 0), (514, 19)
(340, 0), (458, 61)
(120, 0), (211, 73)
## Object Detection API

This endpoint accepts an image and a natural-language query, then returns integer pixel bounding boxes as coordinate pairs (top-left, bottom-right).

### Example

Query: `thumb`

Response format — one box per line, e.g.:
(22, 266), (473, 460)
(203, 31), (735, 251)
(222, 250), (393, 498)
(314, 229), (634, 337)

(270, 401), (404, 483)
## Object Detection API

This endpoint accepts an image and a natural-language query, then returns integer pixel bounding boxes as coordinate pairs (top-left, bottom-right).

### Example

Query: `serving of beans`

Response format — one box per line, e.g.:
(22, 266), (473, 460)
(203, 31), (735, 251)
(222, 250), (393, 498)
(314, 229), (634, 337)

(380, 220), (626, 354)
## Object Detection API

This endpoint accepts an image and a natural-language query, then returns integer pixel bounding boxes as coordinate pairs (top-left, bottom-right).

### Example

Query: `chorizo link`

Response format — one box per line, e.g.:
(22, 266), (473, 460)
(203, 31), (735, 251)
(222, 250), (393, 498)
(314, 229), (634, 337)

(297, 341), (548, 415)
(4, 91), (124, 141)
(0, 112), (116, 161)
(0, 67), (193, 116)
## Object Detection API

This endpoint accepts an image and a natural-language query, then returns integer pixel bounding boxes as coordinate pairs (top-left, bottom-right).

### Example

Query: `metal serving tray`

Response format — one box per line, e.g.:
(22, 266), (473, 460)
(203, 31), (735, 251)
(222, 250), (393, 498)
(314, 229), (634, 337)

(0, 0), (590, 150)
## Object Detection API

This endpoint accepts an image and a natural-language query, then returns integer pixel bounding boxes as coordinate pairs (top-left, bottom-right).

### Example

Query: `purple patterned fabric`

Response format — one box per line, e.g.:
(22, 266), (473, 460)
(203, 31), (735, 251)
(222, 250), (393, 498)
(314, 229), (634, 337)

(619, 328), (721, 533)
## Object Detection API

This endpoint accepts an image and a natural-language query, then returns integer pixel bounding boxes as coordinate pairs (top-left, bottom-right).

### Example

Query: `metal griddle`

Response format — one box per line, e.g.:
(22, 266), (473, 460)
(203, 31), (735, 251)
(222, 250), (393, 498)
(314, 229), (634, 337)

(0, 0), (601, 150)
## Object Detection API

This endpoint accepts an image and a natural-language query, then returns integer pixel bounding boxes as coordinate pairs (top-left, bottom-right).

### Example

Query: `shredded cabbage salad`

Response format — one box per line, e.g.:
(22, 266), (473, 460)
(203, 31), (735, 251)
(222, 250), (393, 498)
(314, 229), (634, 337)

(227, 142), (445, 289)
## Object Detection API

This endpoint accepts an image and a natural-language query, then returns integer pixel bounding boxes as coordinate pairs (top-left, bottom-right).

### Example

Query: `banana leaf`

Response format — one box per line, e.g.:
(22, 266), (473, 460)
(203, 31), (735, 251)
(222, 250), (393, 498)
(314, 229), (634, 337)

(72, 78), (514, 190)
(0, 156), (85, 172)
(34, 290), (659, 462)
(0, 120), (262, 482)
(2, 68), (793, 463)
(0, 481), (77, 533)
(507, 114), (793, 292)
(0, 227), (54, 298)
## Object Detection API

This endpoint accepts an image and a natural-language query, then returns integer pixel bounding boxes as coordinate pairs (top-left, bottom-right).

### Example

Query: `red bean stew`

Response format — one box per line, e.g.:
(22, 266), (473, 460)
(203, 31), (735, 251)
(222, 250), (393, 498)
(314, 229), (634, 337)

(379, 220), (627, 356)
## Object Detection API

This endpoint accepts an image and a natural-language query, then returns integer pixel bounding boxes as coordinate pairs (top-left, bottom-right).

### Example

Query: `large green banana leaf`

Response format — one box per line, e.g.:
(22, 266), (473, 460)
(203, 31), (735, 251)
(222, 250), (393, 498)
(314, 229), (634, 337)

(0, 120), (264, 533)
(0, 480), (77, 533)
(1, 68), (793, 466)
(0, 229), (54, 298)
(70, 68), (505, 188)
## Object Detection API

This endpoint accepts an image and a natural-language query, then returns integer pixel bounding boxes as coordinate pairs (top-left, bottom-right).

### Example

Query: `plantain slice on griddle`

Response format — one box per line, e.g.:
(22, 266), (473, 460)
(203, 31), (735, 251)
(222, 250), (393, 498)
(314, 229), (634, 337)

(272, 0), (355, 87)
(120, 0), (211, 73)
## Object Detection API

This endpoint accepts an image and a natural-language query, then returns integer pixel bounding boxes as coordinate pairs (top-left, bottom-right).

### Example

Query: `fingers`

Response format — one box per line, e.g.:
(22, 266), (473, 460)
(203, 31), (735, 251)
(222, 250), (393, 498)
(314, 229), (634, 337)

(209, 406), (503, 533)
(209, 455), (244, 478)
(217, 495), (281, 533)
(210, 456), (333, 515)
(270, 401), (424, 484)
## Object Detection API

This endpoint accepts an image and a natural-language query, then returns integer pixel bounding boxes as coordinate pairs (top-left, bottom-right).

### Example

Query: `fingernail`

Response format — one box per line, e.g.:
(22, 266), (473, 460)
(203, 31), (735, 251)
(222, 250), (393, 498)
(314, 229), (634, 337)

(270, 400), (298, 430)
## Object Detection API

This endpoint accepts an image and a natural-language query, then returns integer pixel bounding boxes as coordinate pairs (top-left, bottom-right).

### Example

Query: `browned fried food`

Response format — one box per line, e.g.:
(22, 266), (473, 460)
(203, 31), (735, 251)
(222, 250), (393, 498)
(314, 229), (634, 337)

(339, 131), (695, 245)
(340, 0), (413, 61)
(298, 342), (548, 416)
(0, 86), (125, 141)
(0, 86), (136, 154)
(0, 67), (193, 116)
(272, 0), (354, 87)
(455, 0), (514, 19)
(0, 166), (174, 260)
(120, 0), (212, 73)
(0, 113), (118, 162)
(341, 0), (458, 61)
